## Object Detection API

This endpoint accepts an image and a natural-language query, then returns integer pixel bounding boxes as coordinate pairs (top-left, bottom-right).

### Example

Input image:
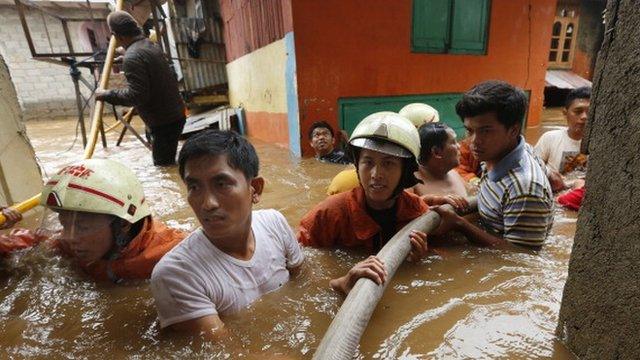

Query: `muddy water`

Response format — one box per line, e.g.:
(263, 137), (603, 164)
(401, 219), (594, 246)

(0, 115), (577, 359)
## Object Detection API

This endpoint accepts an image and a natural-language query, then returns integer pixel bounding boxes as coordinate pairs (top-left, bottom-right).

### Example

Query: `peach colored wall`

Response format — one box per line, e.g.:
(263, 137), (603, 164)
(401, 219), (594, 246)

(292, 0), (557, 156)
(244, 111), (289, 147)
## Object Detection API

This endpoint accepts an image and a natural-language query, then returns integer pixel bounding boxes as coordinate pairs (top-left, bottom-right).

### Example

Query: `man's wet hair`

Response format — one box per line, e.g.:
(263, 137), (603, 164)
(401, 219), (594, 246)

(308, 121), (335, 140)
(565, 86), (591, 108)
(178, 129), (259, 180)
(455, 80), (528, 129)
(418, 123), (452, 164)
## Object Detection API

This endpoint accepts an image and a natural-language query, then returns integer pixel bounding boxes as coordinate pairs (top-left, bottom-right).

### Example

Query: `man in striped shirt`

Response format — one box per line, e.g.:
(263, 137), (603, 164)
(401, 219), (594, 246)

(432, 80), (553, 247)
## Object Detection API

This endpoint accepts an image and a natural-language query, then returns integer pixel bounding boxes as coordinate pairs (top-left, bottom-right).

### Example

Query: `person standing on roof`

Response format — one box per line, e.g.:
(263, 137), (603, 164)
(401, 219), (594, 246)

(96, 11), (185, 166)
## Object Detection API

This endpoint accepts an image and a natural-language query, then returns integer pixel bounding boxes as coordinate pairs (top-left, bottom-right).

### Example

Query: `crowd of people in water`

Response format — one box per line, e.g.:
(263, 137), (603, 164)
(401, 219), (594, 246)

(0, 79), (591, 341)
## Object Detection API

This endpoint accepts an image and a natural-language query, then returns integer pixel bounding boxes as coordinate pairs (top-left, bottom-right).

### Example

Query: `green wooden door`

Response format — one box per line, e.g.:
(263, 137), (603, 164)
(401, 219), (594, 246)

(338, 93), (465, 138)
(450, 0), (490, 54)
(412, 0), (452, 53)
(338, 90), (530, 140)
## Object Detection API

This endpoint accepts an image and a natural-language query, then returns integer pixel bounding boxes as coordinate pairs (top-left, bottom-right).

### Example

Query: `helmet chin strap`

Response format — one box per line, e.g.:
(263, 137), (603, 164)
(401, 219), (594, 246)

(352, 146), (418, 204)
(111, 217), (133, 249)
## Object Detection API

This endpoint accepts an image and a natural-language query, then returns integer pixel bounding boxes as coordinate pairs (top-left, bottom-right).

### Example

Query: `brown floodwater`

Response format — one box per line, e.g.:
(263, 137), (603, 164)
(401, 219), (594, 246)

(0, 114), (577, 359)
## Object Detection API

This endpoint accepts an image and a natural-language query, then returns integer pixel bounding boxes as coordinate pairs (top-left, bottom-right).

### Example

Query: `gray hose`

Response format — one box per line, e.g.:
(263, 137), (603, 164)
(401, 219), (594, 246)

(312, 198), (477, 360)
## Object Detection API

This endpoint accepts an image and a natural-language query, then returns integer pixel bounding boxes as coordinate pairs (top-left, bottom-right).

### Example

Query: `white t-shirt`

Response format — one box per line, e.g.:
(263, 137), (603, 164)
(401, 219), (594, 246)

(534, 128), (586, 174)
(150, 209), (304, 328)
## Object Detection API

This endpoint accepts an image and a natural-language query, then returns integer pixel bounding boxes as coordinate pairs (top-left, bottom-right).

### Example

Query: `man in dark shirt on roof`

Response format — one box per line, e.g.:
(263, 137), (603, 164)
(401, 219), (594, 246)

(308, 121), (352, 164)
(96, 10), (185, 166)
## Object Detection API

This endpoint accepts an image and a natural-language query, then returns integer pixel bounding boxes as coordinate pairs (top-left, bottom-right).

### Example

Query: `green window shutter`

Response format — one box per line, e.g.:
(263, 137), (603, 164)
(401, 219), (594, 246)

(412, 0), (452, 53)
(450, 0), (490, 54)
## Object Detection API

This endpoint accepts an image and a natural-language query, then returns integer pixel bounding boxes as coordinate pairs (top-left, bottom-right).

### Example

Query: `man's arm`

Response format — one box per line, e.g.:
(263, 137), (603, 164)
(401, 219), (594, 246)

(96, 52), (151, 107)
(433, 191), (552, 247)
(330, 255), (387, 295)
(431, 206), (507, 247)
(167, 314), (227, 340)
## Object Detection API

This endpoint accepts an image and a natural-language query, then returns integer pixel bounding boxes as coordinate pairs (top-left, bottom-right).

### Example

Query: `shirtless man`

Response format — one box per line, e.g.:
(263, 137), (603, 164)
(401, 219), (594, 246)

(411, 123), (468, 211)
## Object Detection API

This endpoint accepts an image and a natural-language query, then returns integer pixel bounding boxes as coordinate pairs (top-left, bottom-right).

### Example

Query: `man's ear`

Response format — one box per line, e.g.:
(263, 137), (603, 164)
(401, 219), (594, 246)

(250, 177), (265, 204)
(509, 123), (522, 138)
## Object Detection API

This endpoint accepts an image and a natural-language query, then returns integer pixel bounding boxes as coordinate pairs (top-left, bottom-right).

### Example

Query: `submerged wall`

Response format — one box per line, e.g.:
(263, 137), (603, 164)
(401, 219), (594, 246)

(557, 1), (640, 358)
(0, 54), (42, 208)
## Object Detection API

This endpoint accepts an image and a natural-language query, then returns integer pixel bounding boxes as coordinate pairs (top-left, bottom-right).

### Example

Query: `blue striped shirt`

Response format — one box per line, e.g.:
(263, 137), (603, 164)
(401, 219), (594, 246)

(477, 136), (554, 247)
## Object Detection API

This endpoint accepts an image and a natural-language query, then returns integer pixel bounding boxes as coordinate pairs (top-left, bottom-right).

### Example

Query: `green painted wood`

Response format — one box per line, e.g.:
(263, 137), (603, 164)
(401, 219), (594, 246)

(450, 0), (490, 54)
(411, 0), (452, 53)
(338, 93), (465, 138)
(412, 0), (490, 55)
(338, 90), (530, 140)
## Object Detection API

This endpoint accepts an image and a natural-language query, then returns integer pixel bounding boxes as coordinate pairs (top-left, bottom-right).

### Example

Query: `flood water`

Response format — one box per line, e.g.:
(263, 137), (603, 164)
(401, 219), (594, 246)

(1, 113), (577, 359)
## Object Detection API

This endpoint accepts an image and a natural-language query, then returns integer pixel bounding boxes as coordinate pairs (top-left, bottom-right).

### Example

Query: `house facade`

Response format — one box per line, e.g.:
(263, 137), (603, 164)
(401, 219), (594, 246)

(222, 0), (558, 156)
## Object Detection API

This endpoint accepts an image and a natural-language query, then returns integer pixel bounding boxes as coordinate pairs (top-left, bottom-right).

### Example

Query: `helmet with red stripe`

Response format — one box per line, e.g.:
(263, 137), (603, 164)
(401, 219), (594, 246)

(40, 159), (151, 224)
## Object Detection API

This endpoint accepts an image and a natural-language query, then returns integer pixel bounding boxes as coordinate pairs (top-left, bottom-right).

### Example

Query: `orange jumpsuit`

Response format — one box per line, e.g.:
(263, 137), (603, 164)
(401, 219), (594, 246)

(455, 137), (481, 182)
(298, 186), (428, 252)
(0, 217), (185, 282)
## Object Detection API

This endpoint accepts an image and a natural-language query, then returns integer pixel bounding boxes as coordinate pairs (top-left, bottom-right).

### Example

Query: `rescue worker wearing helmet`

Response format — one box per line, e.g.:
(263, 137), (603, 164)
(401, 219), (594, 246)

(326, 103), (441, 196)
(0, 159), (186, 282)
(399, 102), (440, 127)
(298, 112), (429, 295)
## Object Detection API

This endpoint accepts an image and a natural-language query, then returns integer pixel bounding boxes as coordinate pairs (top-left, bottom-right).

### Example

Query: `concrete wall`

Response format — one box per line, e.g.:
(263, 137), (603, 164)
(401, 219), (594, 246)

(557, 1), (640, 358)
(0, 5), (114, 120)
(221, 0), (300, 153)
(227, 37), (290, 148)
(292, 0), (557, 156)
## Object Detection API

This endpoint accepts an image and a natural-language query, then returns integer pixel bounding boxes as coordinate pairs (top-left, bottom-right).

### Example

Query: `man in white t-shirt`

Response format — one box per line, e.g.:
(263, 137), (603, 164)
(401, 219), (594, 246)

(150, 130), (304, 338)
(535, 86), (591, 191)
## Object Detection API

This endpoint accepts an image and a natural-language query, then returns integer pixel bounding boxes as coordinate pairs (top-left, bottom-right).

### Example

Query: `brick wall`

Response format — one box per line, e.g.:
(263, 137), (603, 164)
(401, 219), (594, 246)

(0, 5), (124, 120)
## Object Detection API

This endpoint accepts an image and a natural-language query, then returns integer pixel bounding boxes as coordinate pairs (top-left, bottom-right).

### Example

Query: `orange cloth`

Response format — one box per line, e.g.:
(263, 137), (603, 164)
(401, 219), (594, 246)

(1, 217), (185, 282)
(455, 138), (481, 182)
(57, 217), (186, 281)
(0, 228), (47, 255)
(298, 186), (428, 251)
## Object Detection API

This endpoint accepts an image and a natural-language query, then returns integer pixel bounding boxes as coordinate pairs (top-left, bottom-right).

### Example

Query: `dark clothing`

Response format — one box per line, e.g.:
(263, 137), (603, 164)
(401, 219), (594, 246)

(318, 149), (352, 165)
(149, 120), (185, 166)
(101, 36), (185, 128)
(365, 203), (398, 252)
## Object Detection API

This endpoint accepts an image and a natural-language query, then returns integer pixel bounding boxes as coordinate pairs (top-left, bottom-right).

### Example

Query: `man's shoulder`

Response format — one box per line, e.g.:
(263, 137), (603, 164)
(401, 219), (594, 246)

(504, 155), (552, 200)
(537, 128), (567, 144)
(124, 39), (160, 60)
(300, 189), (354, 226)
(152, 229), (206, 275)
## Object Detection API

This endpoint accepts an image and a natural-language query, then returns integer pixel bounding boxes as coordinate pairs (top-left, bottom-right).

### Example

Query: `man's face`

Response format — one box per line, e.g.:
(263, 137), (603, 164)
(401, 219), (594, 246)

(463, 112), (520, 165)
(357, 149), (403, 209)
(183, 154), (263, 241)
(309, 127), (335, 156)
(57, 210), (115, 264)
(442, 129), (461, 169)
(564, 98), (590, 140)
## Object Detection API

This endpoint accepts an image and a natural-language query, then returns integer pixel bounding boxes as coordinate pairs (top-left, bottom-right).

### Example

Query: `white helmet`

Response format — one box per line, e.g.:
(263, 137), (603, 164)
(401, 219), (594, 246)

(40, 159), (151, 223)
(399, 103), (440, 127)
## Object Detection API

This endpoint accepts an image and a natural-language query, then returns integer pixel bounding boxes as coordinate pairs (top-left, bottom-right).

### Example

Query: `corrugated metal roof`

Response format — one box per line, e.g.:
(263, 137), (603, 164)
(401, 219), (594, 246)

(545, 70), (592, 89)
